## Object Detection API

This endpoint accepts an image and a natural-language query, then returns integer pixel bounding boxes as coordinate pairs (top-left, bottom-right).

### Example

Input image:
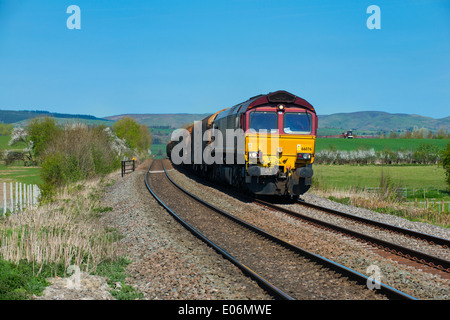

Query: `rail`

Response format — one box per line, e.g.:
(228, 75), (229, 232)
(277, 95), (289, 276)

(147, 160), (417, 300)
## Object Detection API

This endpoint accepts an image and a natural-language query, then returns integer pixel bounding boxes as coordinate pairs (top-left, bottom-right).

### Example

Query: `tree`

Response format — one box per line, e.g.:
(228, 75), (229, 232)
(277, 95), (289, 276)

(27, 117), (61, 158)
(112, 117), (151, 155)
(441, 142), (450, 189)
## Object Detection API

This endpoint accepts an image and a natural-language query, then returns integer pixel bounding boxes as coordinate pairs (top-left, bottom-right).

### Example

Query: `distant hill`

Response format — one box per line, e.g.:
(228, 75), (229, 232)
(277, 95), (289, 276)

(318, 111), (449, 132)
(0, 110), (112, 125)
(2, 109), (449, 134)
(104, 113), (211, 129)
(108, 111), (449, 133)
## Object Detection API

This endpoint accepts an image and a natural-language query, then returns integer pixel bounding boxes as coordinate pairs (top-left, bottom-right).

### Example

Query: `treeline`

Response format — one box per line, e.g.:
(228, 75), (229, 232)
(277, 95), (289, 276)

(315, 144), (444, 165)
(5, 116), (151, 199)
(381, 127), (449, 139)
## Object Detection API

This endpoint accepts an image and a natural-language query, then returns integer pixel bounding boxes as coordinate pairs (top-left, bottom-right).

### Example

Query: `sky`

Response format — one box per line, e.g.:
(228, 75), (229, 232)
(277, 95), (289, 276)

(0, 0), (449, 119)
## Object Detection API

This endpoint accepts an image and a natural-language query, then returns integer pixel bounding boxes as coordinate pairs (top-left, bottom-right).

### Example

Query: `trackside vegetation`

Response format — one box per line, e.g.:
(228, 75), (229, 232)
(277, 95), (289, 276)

(1, 117), (150, 300)
(312, 140), (450, 228)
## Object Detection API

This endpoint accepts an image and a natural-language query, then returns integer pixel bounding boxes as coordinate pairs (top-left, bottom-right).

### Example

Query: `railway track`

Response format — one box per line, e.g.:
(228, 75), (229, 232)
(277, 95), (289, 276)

(168, 163), (450, 277)
(145, 159), (417, 300)
(252, 199), (450, 276)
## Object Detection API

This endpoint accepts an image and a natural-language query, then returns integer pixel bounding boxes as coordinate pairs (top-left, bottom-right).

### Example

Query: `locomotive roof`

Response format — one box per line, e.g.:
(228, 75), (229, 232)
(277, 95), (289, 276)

(214, 90), (315, 121)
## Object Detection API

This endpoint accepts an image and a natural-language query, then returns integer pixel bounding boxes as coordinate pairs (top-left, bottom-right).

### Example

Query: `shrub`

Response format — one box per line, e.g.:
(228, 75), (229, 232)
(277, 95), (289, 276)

(4, 150), (25, 165)
(40, 124), (121, 197)
(413, 143), (441, 164)
(27, 117), (61, 158)
(112, 117), (151, 156)
(441, 142), (450, 189)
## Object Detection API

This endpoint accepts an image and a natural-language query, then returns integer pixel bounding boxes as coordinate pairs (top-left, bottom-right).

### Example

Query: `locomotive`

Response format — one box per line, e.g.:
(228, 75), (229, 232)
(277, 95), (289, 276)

(167, 90), (317, 199)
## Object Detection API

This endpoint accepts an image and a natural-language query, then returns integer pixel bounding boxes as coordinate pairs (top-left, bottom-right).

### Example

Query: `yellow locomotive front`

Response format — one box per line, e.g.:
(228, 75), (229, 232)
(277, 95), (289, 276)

(209, 90), (317, 198)
(244, 102), (317, 197)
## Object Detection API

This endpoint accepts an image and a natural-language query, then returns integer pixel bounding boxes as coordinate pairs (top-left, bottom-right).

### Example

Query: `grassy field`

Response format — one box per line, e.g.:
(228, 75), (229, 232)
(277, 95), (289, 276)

(313, 164), (447, 193)
(0, 164), (42, 185)
(150, 144), (167, 159)
(315, 138), (449, 152)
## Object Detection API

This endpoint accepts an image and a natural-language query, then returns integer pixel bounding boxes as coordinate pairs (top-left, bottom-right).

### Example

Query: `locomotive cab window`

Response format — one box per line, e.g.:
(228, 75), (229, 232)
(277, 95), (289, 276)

(249, 111), (278, 133)
(283, 112), (312, 134)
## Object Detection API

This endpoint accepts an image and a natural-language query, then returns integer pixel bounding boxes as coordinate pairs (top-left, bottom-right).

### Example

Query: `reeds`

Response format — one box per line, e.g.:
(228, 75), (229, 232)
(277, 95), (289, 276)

(0, 178), (119, 273)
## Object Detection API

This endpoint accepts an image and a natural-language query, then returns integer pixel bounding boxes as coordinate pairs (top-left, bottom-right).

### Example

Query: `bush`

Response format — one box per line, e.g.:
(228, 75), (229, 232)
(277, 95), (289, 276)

(441, 142), (450, 189)
(4, 150), (25, 165)
(40, 124), (121, 198)
(413, 143), (441, 164)
(27, 117), (61, 158)
(314, 147), (441, 165)
(112, 117), (151, 155)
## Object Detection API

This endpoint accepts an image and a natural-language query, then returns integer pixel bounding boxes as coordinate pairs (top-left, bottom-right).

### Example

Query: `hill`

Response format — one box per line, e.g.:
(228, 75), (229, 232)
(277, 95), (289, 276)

(0, 110), (112, 125)
(2, 109), (449, 134)
(104, 113), (211, 129)
(318, 111), (450, 132)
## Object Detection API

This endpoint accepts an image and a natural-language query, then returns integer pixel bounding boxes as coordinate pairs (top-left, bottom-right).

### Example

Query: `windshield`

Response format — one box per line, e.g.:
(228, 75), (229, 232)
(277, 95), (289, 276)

(249, 111), (278, 133)
(283, 112), (312, 134)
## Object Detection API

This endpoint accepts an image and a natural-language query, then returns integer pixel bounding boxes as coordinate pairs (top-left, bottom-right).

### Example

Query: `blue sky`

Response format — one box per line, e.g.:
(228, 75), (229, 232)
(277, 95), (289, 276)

(0, 0), (449, 118)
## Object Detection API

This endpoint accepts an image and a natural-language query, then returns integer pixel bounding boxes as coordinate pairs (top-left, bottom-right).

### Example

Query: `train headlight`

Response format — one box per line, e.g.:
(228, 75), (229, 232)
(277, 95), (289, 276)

(297, 153), (311, 160)
(277, 104), (285, 112)
(249, 151), (258, 159)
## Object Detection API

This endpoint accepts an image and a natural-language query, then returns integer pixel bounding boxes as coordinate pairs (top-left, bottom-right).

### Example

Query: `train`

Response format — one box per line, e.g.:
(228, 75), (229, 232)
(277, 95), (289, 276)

(167, 90), (317, 199)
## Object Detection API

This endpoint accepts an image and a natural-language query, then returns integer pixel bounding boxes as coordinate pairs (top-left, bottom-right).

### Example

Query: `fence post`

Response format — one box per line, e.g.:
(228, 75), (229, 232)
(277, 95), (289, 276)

(15, 182), (18, 212)
(2, 182), (6, 216)
(10, 183), (13, 213)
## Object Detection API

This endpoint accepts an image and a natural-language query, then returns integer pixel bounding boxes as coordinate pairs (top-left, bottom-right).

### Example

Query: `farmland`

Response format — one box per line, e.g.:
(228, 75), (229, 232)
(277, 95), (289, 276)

(313, 164), (446, 195)
(315, 137), (448, 152)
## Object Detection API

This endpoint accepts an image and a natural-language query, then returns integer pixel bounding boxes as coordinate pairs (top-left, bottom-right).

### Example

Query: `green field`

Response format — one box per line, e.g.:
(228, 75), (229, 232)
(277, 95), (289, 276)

(0, 164), (42, 185)
(150, 144), (167, 159)
(314, 164), (446, 189)
(315, 138), (449, 152)
(0, 135), (27, 150)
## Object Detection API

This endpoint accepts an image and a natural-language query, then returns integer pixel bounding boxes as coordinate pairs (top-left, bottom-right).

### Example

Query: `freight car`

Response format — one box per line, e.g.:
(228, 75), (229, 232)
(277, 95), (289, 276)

(167, 90), (317, 199)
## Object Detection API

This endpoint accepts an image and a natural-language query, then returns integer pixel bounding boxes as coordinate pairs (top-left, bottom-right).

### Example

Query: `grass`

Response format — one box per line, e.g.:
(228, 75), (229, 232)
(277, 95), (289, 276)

(315, 138), (448, 152)
(0, 135), (26, 150)
(312, 164), (450, 227)
(0, 176), (142, 300)
(0, 163), (42, 185)
(313, 164), (447, 192)
(0, 259), (65, 300)
(150, 143), (167, 159)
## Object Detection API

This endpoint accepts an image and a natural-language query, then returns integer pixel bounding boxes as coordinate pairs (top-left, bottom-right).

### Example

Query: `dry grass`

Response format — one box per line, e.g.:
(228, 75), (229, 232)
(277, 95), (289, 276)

(0, 177), (119, 273)
(312, 187), (450, 227)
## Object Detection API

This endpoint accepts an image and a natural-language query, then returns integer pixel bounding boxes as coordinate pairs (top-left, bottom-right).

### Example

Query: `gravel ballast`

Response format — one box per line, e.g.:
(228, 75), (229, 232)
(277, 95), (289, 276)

(100, 161), (272, 300)
(165, 164), (449, 300)
(44, 160), (447, 300)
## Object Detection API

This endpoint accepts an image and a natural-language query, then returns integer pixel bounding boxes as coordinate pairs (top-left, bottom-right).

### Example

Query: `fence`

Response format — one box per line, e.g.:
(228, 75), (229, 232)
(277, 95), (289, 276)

(413, 199), (450, 213)
(364, 187), (449, 213)
(1, 182), (40, 216)
(121, 159), (135, 177)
